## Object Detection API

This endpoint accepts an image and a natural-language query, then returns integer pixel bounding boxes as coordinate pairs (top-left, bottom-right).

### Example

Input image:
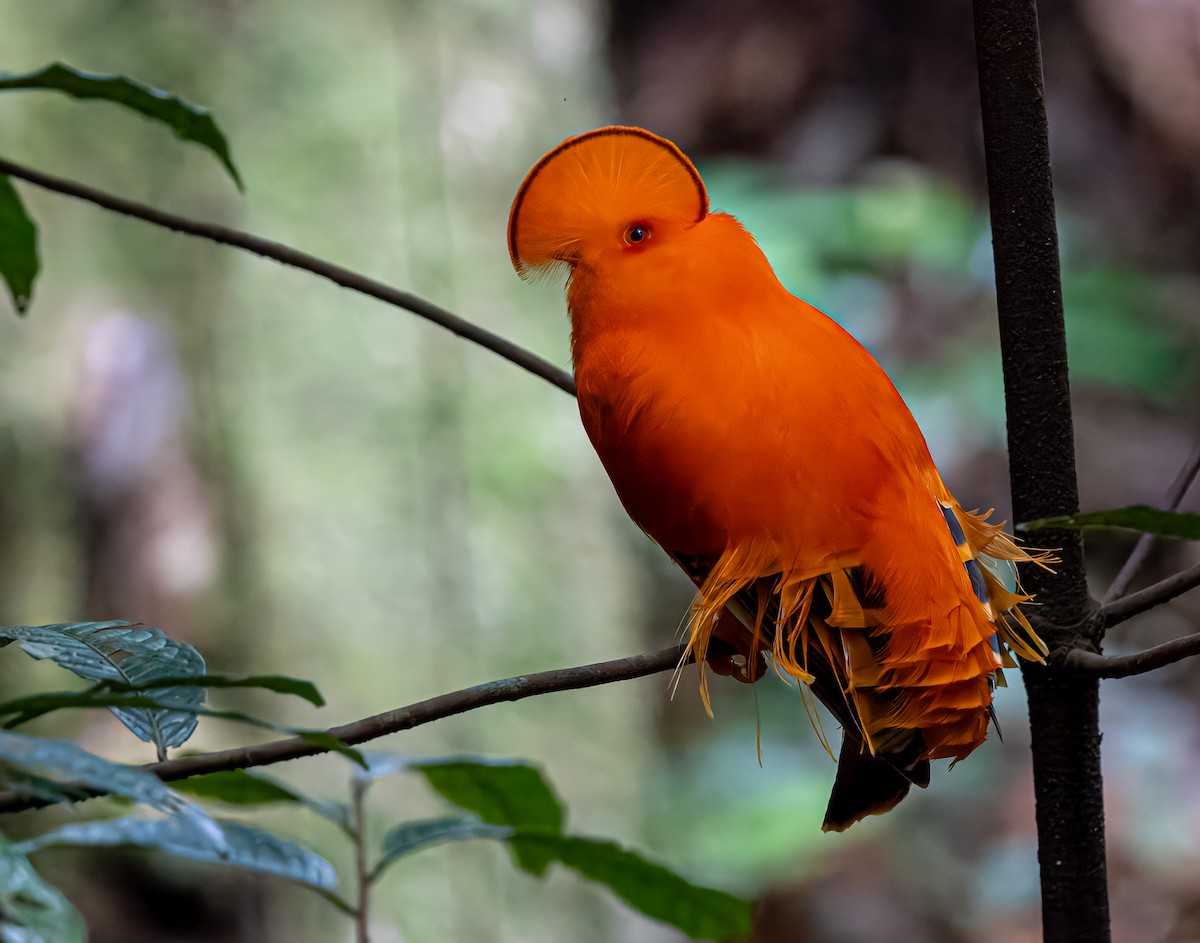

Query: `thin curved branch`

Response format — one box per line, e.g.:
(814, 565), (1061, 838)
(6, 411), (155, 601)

(0, 643), (688, 814)
(1100, 561), (1200, 628)
(0, 156), (576, 396)
(1064, 635), (1200, 679)
(1104, 438), (1200, 603)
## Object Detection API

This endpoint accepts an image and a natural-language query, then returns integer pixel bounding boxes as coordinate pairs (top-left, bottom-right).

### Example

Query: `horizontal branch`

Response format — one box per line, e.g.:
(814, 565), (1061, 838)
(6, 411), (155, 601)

(1100, 561), (1200, 628)
(0, 155), (576, 396)
(0, 643), (688, 814)
(1064, 635), (1200, 679)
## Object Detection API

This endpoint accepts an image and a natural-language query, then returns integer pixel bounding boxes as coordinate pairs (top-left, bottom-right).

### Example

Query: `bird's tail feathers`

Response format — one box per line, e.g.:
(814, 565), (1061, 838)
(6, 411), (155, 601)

(822, 729), (928, 832)
(681, 506), (1050, 752)
(679, 504), (1053, 826)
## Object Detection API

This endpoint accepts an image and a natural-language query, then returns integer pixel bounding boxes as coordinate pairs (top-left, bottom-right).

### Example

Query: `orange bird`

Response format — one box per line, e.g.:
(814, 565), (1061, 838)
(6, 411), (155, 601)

(508, 127), (1048, 831)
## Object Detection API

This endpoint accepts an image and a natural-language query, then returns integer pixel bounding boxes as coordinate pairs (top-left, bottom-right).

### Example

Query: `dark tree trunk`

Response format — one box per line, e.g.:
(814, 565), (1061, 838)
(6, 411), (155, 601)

(972, 1), (1110, 941)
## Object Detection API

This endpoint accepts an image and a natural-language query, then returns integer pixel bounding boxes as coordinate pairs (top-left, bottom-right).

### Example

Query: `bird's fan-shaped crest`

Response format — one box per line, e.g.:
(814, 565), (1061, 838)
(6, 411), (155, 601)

(508, 126), (709, 278)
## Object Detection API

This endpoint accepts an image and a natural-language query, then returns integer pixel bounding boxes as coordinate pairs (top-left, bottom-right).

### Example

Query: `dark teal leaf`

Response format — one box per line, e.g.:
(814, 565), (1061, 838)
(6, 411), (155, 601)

(152, 674), (323, 706)
(0, 682), (362, 774)
(0, 176), (38, 315)
(413, 758), (565, 875)
(0, 622), (205, 752)
(519, 834), (752, 942)
(96, 672), (323, 706)
(0, 63), (242, 189)
(0, 672), (321, 710)
(0, 731), (216, 833)
(1019, 505), (1200, 540)
(0, 677), (321, 729)
(0, 689), (201, 728)
(0, 691), (250, 734)
(17, 816), (336, 891)
(0, 771), (94, 806)
(0, 835), (85, 943)
(0, 687), (348, 777)
(375, 816), (513, 877)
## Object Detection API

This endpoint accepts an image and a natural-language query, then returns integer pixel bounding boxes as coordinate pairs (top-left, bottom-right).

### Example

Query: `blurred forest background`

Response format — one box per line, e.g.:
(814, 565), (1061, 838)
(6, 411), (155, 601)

(2, 0), (1200, 941)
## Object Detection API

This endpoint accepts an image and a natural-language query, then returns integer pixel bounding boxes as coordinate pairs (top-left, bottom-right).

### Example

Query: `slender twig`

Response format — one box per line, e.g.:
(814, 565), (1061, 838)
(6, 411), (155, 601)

(0, 644), (688, 814)
(1065, 635), (1200, 679)
(0, 156), (576, 396)
(1104, 438), (1200, 603)
(1100, 561), (1200, 628)
(350, 778), (372, 943)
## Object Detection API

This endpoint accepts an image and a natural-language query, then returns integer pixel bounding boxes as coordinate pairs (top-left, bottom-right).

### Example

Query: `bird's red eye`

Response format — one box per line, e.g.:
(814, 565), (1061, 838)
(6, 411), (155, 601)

(623, 225), (650, 246)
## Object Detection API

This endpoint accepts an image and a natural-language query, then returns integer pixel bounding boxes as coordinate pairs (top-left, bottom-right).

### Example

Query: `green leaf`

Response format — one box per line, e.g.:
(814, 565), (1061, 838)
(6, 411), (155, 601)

(375, 815), (513, 877)
(74, 671), (321, 705)
(0, 681), (352, 773)
(0, 731), (215, 833)
(50, 672), (322, 706)
(0, 686), (307, 729)
(519, 834), (752, 942)
(132, 673), (324, 707)
(1019, 505), (1200, 540)
(0, 689), (255, 733)
(0, 63), (242, 189)
(0, 176), (38, 315)
(412, 759), (565, 875)
(170, 770), (304, 806)
(0, 622), (206, 753)
(174, 767), (350, 825)
(0, 771), (94, 806)
(402, 758), (749, 939)
(0, 689), (199, 728)
(17, 817), (336, 891)
(172, 769), (348, 826)
(0, 836), (85, 943)
(413, 759), (565, 831)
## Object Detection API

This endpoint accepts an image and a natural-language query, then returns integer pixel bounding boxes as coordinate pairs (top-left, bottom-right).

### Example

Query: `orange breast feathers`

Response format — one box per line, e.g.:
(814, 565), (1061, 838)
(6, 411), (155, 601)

(508, 126), (1050, 831)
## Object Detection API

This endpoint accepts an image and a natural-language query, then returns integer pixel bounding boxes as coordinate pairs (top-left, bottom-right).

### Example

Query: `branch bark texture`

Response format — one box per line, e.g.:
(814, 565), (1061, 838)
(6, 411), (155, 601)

(1066, 634), (1200, 679)
(972, 1), (1109, 941)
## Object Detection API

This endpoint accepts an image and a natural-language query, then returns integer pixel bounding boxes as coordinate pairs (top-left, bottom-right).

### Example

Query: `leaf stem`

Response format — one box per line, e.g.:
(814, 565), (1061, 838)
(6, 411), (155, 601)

(350, 778), (371, 943)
